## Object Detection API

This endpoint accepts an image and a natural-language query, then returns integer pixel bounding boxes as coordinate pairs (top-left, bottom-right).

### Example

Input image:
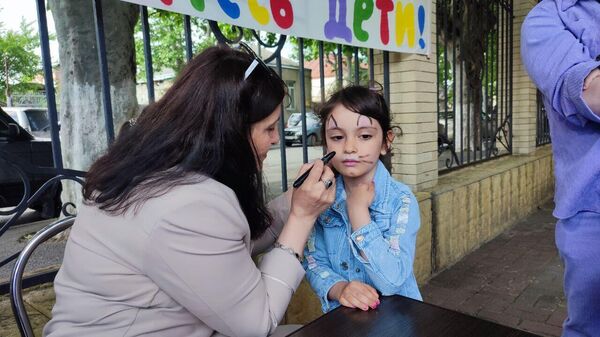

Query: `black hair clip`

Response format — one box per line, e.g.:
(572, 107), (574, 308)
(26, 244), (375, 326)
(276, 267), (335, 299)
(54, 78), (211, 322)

(368, 80), (384, 94)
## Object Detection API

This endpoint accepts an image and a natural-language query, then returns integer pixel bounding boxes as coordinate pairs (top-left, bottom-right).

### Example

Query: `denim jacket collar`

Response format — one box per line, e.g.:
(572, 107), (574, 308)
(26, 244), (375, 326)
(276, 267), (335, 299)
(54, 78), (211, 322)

(331, 160), (392, 215)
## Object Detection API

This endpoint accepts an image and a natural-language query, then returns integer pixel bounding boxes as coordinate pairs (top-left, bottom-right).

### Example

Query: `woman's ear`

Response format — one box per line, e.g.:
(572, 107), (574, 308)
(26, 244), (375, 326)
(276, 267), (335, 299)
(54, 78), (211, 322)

(381, 130), (395, 155)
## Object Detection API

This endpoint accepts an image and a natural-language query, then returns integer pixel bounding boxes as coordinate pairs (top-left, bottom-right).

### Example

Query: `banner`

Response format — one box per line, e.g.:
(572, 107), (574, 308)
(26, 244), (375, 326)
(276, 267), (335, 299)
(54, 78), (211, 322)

(120, 0), (431, 55)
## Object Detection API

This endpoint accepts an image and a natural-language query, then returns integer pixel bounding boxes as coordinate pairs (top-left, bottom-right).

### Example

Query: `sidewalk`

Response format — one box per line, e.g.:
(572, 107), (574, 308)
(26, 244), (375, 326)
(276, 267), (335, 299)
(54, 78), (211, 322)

(421, 201), (565, 337)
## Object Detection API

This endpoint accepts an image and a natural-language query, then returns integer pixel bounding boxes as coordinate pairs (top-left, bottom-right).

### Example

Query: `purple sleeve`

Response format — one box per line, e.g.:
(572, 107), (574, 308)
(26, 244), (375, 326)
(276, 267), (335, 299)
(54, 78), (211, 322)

(520, 1), (600, 126)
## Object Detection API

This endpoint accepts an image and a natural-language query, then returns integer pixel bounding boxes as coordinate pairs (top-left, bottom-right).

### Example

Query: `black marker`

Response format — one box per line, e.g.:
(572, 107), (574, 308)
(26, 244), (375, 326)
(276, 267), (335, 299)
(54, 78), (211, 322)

(292, 151), (336, 188)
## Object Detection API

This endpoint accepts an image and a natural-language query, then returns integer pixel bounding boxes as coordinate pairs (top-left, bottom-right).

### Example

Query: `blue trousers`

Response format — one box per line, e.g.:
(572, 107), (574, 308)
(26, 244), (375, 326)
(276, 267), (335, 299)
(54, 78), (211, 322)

(556, 212), (600, 337)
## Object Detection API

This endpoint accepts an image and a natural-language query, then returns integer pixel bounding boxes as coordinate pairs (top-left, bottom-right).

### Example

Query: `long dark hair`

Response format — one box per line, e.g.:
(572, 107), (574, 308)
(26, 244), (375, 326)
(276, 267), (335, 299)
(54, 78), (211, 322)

(319, 85), (392, 158)
(83, 45), (286, 239)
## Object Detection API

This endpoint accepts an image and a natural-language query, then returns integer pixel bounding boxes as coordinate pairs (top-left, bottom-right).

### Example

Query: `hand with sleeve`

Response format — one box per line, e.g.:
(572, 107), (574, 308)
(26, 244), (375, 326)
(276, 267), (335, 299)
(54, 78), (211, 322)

(583, 68), (600, 115)
(328, 280), (380, 311)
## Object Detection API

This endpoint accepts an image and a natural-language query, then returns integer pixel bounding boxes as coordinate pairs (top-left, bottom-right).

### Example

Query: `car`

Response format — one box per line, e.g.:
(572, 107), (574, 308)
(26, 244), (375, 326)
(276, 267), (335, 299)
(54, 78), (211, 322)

(2, 107), (55, 139)
(0, 107), (62, 219)
(284, 111), (322, 146)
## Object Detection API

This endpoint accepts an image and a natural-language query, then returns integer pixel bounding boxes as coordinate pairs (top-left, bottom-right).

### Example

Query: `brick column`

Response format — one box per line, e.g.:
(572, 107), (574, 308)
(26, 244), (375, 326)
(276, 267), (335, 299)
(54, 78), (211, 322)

(373, 3), (438, 191)
(512, 0), (539, 154)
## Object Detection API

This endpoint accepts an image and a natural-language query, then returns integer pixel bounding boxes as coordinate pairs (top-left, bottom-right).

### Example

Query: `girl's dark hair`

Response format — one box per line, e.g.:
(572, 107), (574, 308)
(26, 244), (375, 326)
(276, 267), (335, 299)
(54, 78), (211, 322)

(319, 85), (392, 153)
(83, 44), (286, 239)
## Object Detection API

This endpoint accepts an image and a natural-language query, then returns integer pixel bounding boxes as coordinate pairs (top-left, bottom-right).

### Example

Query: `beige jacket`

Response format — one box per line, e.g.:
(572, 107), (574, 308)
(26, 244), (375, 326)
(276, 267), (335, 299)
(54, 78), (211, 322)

(43, 175), (304, 337)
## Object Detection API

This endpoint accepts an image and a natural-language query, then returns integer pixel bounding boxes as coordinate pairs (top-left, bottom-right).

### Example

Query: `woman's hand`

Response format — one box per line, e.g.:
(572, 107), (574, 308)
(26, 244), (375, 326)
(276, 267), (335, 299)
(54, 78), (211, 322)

(276, 160), (336, 257)
(329, 281), (380, 311)
(289, 160), (336, 223)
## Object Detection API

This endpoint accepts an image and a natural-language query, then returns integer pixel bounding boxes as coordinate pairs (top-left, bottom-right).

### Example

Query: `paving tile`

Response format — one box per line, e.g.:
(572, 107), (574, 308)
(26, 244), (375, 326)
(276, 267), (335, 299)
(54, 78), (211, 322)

(519, 319), (563, 337)
(422, 201), (565, 335)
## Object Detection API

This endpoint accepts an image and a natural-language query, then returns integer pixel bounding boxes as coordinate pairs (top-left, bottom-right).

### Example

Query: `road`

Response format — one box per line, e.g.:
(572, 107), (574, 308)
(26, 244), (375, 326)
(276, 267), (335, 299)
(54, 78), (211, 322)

(263, 144), (324, 198)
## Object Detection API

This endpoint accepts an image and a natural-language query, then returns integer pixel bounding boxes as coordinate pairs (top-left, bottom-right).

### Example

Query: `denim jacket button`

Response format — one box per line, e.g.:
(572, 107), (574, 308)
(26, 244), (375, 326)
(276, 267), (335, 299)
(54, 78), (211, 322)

(356, 268), (361, 273)
(341, 262), (348, 270)
(356, 235), (364, 242)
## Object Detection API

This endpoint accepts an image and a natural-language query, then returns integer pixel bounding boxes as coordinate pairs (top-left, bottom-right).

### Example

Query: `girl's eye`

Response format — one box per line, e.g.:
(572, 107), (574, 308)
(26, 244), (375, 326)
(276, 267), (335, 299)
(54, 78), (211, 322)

(329, 135), (343, 141)
(360, 134), (373, 140)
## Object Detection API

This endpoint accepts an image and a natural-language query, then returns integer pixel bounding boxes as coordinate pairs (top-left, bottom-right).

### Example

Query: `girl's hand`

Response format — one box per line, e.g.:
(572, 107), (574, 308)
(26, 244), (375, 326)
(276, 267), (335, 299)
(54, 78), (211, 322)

(346, 182), (375, 231)
(331, 281), (380, 311)
(346, 181), (375, 210)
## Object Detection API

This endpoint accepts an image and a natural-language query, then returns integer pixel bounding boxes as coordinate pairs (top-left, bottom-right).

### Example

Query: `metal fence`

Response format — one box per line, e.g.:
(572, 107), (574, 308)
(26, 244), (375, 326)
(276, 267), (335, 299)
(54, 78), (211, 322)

(536, 90), (551, 146)
(436, 0), (513, 171)
(0, 0), (392, 294)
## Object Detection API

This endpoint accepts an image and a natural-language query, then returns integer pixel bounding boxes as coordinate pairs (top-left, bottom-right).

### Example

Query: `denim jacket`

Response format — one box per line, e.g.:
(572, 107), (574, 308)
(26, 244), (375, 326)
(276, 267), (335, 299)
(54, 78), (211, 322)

(303, 160), (422, 312)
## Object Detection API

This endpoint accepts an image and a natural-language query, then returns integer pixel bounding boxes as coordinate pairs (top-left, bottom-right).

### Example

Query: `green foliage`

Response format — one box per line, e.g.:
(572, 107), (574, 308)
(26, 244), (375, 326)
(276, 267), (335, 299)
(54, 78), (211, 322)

(436, 0), (500, 121)
(0, 17), (43, 104)
(134, 9), (215, 81)
(134, 9), (278, 82)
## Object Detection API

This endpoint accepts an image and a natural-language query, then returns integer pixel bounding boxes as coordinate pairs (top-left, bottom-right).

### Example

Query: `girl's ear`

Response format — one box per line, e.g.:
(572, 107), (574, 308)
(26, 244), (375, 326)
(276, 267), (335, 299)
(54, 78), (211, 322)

(381, 130), (395, 155)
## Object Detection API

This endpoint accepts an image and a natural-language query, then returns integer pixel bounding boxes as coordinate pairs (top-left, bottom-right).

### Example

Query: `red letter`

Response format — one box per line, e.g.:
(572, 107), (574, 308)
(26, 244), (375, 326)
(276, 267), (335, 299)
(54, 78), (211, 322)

(376, 0), (394, 45)
(271, 0), (294, 29)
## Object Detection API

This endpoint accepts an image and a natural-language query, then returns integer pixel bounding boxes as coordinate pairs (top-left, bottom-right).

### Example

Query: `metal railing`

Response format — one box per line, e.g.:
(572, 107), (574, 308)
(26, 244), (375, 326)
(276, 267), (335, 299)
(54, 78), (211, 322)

(0, 0), (391, 294)
(436, 0), (514, 171)
(536, 90), (551, 146)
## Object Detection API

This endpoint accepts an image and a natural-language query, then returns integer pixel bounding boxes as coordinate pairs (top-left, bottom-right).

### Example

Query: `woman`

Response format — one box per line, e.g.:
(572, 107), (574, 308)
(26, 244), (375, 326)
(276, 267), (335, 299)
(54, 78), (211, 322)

(43, 44), (336, 337)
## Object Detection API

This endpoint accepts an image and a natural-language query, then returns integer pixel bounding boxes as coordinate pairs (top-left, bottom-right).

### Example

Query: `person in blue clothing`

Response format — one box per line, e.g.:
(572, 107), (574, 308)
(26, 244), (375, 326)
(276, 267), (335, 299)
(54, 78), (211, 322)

(521, 0), (600, 336)
(302, 85), (422, 313)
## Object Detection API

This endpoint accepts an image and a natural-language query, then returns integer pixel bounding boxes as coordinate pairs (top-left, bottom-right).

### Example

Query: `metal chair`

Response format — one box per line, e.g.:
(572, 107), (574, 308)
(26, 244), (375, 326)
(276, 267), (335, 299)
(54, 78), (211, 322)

(10, 216), (75, 337)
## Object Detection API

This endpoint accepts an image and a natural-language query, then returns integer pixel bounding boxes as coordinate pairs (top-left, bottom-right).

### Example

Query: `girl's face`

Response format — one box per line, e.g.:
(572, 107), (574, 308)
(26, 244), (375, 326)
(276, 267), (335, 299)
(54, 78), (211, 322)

(324, 104), (393, 182)
(250, 105), (281, 169)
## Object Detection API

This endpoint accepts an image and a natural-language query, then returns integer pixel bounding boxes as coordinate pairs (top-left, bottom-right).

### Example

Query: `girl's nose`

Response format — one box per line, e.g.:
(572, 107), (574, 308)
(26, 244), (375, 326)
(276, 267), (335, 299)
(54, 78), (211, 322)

(344, 138), (357, 153)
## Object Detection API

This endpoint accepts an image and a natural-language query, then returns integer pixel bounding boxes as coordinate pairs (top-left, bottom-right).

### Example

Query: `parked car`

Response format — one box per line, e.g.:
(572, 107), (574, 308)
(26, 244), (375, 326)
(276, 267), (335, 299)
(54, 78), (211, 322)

(284, 111), (322, 146)
(0, 107), (62, 219)
(2, 107), (55, 139)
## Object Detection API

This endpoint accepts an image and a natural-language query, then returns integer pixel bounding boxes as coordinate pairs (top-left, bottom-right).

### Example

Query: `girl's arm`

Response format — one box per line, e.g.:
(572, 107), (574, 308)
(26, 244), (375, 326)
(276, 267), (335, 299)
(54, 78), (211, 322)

(302, 223), (348, 312)
(348, 190), (420, 294)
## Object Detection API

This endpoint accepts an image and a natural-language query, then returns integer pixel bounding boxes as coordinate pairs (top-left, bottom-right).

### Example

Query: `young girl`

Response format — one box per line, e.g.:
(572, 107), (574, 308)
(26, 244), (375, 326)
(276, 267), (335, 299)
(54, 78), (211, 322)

(303, 85), (422, 313)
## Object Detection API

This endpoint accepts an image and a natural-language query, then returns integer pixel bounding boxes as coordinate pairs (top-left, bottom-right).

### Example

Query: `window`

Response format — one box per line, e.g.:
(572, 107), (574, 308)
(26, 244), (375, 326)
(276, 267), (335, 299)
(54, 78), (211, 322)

(25, 109), (50, 132)
(286, 81), (296, 110)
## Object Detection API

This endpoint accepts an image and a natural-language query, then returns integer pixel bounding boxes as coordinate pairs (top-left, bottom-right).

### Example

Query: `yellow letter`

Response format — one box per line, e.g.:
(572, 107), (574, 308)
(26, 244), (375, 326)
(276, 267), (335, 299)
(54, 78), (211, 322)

(249, 0), (270, 25)
(395, 2), (415, 48)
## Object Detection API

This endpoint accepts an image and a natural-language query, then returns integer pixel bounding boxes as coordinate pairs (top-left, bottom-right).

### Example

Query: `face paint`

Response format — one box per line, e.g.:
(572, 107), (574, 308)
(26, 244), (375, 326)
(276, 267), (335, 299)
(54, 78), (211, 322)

(324, 104), (385, 184)
(326, 115), (339, 130)
(357, 115), (373, 127)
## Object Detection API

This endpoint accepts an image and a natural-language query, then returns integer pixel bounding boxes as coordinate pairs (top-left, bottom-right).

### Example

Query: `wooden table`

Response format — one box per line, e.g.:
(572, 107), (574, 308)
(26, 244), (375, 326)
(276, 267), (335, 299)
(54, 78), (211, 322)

(287, 296), (540, 337)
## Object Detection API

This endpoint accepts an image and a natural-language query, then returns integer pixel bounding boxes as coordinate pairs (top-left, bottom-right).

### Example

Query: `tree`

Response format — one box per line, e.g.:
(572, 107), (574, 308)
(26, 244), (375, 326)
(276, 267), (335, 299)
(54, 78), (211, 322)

(134, 9), (219, 82)
(437, 0), (498, 151)
(0, 17), (42, 105)
(134, 10), (263, 83)
(49, 0), (138, 206)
